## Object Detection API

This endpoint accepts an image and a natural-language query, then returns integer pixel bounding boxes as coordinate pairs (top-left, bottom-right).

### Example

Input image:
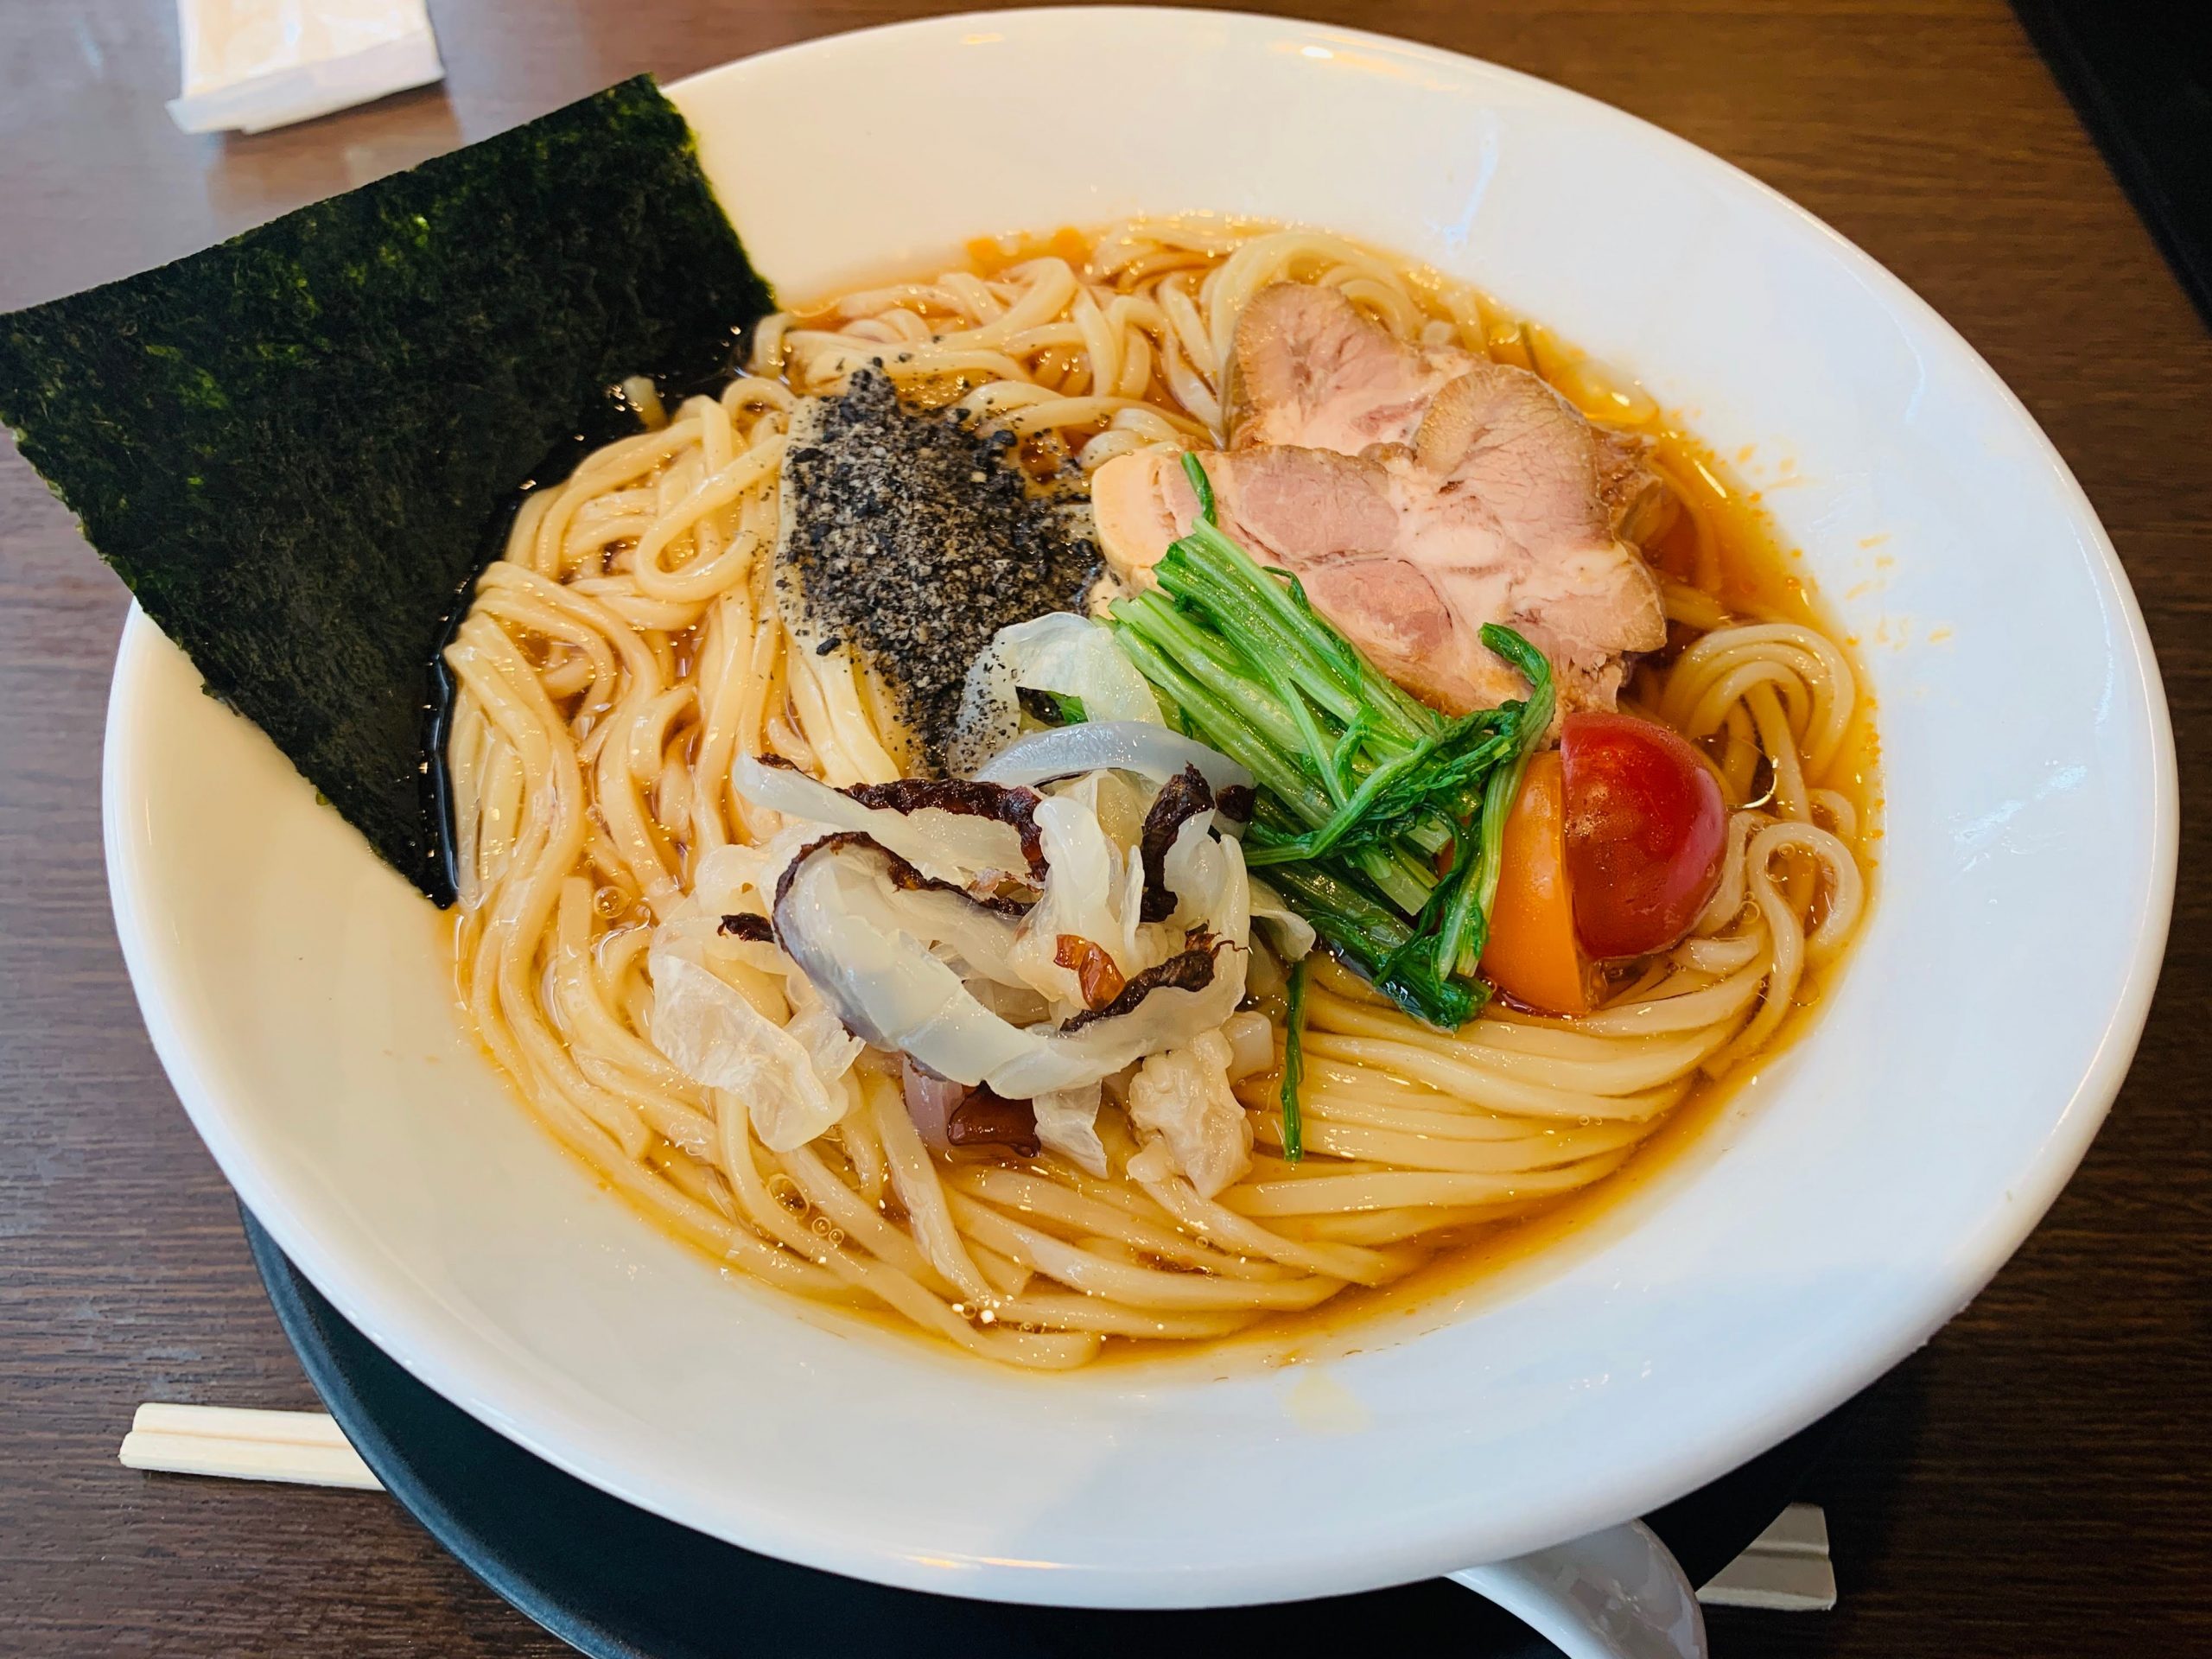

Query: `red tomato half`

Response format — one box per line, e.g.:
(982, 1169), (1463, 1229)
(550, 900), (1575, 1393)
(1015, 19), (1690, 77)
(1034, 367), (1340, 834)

(1560, 712), (1727, 960)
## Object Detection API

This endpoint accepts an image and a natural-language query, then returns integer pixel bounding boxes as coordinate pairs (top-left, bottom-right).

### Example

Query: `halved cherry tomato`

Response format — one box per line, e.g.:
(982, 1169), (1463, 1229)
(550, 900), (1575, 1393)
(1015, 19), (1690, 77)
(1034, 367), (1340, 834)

(1480, 752), (1593, 1015)
(1560, 712), (1727, 959)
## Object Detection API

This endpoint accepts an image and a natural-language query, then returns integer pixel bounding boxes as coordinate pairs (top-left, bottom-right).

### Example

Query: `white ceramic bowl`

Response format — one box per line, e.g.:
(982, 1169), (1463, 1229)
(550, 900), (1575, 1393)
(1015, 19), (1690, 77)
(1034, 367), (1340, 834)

(103, 7), (2174, 1609)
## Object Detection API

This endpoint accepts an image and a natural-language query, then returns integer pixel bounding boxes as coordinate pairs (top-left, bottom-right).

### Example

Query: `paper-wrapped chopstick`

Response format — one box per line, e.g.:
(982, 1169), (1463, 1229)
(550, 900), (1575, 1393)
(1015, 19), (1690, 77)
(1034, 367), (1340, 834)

(118, 1402), (383, 1491)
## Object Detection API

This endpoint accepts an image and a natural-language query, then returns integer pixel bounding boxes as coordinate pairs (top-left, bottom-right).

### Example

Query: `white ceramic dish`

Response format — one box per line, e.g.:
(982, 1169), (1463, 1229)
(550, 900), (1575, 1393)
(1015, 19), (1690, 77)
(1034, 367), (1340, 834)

(102, 7), (2174, 1609)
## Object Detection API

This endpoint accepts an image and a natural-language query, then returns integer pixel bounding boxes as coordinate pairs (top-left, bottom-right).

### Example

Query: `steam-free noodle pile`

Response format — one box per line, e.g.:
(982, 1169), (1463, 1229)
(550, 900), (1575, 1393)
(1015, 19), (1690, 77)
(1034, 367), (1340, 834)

(443, 221), (1872, 1369)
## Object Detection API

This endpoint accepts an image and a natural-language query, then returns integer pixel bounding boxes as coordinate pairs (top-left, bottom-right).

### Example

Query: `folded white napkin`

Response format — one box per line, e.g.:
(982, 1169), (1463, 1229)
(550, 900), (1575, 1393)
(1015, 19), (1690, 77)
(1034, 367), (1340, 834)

(168, 0), (444, 136)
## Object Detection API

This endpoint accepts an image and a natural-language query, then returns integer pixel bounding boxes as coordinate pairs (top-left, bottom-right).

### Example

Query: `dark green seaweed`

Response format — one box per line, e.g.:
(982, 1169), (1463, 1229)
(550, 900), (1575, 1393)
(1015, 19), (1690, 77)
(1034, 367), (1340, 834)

(0, 75), (772, 904)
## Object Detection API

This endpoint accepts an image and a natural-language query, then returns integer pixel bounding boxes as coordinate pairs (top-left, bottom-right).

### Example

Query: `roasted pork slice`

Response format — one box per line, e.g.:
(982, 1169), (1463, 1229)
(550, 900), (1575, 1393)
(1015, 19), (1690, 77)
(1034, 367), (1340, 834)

(1225, 281), (1473, 454)
(1228, 281), (1668, 540)
(1090, 356), (1665, 714)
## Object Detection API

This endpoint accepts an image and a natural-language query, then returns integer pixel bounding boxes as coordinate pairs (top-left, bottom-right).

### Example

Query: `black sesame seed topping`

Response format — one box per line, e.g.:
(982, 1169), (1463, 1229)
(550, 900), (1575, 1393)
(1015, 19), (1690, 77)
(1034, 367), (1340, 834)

(778, 368), (1099, 768)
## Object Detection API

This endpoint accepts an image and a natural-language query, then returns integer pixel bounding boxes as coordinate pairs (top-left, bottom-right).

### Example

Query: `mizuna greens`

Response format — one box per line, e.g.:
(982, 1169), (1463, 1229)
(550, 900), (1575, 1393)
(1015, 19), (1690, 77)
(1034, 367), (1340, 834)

(1279, 954), (1310, 1160)
(1107, 454), (1555, 1029)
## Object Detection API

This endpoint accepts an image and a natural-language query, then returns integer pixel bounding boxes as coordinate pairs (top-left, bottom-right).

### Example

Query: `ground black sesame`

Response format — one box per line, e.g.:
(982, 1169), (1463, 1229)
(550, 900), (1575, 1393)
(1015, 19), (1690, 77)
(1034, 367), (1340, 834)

(776, 367), (1099, 769)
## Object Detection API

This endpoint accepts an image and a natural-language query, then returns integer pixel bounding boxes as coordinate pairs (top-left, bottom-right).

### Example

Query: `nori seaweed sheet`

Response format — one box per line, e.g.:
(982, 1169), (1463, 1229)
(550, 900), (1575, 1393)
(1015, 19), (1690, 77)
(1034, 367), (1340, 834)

(0, 75), (772, 904)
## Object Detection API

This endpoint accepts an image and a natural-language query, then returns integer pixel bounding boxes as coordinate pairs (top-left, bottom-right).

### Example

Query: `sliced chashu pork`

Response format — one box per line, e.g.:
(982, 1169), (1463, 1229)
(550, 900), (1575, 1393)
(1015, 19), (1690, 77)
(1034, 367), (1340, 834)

(1098, 283), (1665, 714)
(1225, 280), (1471, 454)
(1229, 283), (1664, 534)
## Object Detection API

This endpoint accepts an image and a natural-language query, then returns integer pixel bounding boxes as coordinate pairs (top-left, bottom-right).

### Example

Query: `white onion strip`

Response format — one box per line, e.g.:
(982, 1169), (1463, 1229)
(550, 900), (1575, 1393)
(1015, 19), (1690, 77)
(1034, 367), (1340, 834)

(975, 721), (1253, 798)
(734, 753), (1035, 885)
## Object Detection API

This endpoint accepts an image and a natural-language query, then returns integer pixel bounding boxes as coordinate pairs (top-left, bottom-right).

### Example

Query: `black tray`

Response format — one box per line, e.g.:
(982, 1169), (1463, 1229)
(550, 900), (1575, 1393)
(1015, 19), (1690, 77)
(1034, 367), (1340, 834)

(243, 1206), (1840, 1658)
(2011, 0), (2212, 330)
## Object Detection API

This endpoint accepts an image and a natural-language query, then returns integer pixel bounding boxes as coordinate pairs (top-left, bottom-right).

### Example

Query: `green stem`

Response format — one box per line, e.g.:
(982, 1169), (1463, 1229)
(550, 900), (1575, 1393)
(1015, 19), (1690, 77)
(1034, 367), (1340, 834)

(1108, 624), (1335, 824)
(1104, 461), (1560, 1030)
(1280, 956), (1309, 1162)
(1261, 862), (1474, 1029)
(1114, 591), (1312, 759)
(1439, 625), (1558, 977)
(1157, 535), (1370, 729)
(1259, 654), (1349, 806)
(1243, 723), (1460, 867)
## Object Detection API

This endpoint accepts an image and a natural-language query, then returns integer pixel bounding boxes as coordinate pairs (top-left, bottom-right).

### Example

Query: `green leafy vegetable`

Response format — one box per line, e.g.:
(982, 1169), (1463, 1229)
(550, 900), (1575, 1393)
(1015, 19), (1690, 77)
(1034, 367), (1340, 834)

(0, 76), (772, 904)
(1262, 861), (1478, 1029)
(1108, 453), (1554, 1027)
(1017, 687), (1089, 727)
(1280, 954), (1310, 1161)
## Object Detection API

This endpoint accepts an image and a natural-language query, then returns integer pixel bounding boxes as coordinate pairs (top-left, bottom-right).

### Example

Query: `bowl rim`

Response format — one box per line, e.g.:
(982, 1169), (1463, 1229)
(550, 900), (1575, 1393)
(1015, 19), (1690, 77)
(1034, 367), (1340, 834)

(100, 5), (2178, 1606)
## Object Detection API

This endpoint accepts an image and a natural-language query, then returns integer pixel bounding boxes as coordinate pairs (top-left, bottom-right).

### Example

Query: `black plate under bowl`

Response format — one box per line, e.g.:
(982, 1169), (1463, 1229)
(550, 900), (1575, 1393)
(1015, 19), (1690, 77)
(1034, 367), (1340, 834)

(243, 1205), (1840, 1658)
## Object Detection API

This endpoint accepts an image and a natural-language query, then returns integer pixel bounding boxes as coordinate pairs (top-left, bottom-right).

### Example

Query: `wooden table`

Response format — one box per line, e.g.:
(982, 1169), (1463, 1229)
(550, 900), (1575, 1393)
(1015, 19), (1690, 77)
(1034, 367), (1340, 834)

(3, 3), (2205, 1652)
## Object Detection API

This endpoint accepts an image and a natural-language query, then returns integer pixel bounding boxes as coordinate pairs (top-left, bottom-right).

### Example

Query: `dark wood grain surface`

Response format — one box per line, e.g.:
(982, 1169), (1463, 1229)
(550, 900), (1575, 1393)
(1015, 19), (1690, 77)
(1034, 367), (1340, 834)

(3, 3), (2205, 1653)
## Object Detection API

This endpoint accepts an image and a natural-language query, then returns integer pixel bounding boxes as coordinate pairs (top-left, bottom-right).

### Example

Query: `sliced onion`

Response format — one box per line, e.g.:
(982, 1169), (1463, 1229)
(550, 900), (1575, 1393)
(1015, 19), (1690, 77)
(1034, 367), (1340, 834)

(1009, 785), (1131, 1007)
(776, 848), (1033, 1082)
(1033, 1082), (1108, 1177)
(989, 948), (1246, 1098)
(877, 879), (1028, 989)
(734, 753), (1032, 886)
(774, 834), (1249, 1097)
(646, 945), (852, 1151)
(949, 613), (1162, 777)
(988, 829), (1251, 1097)
(975, 721), (1253, 798)
(1247, 874), (1318, 960)
(1220, 1008), (1277, 1083)
(1159, 813), (1227, 932)
(1127, 1027), (1253, 1198)
(1173, 812), (1250, 944)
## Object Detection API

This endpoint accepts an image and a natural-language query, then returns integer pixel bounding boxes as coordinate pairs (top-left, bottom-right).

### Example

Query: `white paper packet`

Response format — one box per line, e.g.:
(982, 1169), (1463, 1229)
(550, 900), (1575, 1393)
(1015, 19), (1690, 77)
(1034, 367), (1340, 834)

(168, 0), (445, 136)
